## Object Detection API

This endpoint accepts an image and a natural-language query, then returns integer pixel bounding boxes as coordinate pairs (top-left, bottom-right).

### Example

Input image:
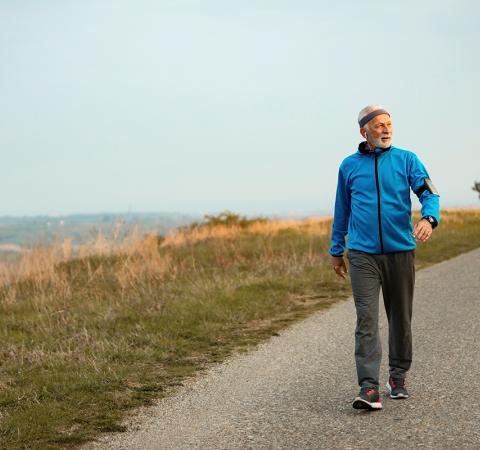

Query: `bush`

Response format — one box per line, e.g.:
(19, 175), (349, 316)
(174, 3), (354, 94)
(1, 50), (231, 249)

(181, 210), (269, 231)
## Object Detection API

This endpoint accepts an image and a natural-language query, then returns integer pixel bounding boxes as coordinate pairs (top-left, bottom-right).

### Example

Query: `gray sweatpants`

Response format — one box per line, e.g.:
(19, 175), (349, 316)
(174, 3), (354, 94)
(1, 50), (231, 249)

(347, 248), (415, 388)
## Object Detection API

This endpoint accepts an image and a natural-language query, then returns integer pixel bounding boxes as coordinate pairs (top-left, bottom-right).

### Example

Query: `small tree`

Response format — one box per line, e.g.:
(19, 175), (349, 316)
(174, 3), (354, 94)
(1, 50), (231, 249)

(473, 180), (480, 199)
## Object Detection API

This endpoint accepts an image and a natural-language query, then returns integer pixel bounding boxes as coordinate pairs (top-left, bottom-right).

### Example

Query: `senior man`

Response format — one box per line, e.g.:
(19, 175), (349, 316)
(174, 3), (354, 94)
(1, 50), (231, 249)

(329, 105), (440, 411)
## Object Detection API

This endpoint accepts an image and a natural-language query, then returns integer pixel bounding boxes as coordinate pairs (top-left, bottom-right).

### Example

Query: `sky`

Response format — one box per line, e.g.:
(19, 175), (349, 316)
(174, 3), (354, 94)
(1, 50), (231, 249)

(1, 0), (479, 218)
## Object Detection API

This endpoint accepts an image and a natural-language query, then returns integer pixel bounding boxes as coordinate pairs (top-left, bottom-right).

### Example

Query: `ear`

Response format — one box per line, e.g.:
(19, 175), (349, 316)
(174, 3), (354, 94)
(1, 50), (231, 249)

(359, 127), (367, 139)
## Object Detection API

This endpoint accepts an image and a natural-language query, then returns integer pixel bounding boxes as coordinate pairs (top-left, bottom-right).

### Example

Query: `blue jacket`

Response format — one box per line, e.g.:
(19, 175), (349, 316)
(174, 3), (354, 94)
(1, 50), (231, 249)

(329, 142), (440, 256)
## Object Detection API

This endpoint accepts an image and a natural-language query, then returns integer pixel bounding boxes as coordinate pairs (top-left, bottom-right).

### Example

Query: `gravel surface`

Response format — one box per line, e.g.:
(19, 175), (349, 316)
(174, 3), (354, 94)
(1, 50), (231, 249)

(84, 248), (480, 450)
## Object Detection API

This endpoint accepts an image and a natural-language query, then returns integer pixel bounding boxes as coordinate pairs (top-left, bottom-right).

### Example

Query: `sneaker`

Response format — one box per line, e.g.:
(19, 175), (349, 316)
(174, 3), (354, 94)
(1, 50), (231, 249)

(386, 376), (409, 399)
(352, 386), (382, 410)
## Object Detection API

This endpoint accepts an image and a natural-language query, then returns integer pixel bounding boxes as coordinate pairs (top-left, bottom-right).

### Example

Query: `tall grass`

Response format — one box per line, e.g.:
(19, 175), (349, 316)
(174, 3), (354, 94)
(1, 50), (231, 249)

(0, 209), (479, 449)
(0, 214), (332, 300)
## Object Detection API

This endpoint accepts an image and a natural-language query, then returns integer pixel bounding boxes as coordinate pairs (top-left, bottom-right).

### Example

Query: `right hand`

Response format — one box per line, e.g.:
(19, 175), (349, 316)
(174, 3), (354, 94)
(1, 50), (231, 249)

(332, 256), (348, 279)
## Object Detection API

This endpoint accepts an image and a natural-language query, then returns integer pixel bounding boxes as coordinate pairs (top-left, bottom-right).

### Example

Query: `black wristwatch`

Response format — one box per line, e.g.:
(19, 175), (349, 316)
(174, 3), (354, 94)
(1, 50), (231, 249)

(422, 215), (438, 229)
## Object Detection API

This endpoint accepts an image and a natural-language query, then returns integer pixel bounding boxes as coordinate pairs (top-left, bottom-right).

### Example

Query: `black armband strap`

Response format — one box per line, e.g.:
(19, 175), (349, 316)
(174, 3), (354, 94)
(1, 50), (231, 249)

(415, 178), (440, 198)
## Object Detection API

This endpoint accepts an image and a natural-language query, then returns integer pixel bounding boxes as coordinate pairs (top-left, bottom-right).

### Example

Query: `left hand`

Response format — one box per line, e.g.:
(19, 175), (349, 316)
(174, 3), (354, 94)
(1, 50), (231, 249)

(412, 219), (433, 242)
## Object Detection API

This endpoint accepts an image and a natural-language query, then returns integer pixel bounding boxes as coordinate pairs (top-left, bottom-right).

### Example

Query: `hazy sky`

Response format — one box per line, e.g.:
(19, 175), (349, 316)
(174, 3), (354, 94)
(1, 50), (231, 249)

(1, 0), (479, 217)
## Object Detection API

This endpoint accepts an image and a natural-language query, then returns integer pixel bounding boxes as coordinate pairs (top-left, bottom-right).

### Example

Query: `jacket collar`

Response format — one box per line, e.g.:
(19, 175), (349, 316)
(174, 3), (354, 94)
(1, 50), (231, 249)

(357, 140), (392, 155)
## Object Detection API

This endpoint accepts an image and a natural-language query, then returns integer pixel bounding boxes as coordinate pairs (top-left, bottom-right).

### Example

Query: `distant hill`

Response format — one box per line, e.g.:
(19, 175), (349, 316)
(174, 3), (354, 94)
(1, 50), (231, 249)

(0, 212), (201, 260)
(0, 209), (334, 261)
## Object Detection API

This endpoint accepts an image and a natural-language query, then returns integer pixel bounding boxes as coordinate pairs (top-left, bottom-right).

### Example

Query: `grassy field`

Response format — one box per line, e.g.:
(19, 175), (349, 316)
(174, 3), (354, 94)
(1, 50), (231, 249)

(0, 209), (479, 449)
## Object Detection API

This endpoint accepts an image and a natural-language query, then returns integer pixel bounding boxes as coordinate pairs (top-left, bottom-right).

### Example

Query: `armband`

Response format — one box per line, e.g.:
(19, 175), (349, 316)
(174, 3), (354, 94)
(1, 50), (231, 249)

(415, 178), (439, 198)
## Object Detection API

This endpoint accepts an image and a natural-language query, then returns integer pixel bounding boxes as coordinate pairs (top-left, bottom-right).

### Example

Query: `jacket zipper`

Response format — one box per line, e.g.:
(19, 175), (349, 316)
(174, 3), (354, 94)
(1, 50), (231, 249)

(374, 152), (384, 253)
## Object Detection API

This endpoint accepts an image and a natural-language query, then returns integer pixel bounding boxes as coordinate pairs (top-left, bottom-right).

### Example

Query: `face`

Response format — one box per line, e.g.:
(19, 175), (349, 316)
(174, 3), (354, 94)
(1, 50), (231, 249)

(360, 113), (393, 149)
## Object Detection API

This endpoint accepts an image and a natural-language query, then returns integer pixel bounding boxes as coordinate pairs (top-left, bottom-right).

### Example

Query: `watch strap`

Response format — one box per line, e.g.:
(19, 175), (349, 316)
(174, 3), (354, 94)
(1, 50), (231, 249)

(422, 215), (438, 229)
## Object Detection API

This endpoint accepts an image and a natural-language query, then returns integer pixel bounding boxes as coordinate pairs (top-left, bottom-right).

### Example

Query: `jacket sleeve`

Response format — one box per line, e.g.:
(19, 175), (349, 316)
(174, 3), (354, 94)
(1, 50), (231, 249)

(408, 153), (440, 227)
(329, 165), (351, 256)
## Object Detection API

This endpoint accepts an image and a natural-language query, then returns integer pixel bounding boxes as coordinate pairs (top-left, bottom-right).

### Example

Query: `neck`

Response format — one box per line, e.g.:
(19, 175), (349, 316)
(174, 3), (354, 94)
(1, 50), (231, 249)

(358, 140), (392, 154)
(367, 140), (391, 152)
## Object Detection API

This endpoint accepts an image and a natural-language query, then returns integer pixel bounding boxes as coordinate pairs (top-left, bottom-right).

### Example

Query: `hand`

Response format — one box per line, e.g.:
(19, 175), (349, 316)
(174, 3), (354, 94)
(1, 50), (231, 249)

(412, 219), (433, 242)
(332, 256), (348, 279)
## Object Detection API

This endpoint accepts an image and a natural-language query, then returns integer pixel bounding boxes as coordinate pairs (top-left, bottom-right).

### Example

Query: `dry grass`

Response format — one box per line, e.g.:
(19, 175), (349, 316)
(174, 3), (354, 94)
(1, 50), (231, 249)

(1, 208), (478, 303)
(0, 215), (332, 301)
(1, 209), (477, 299)
(160, 216), (331, 247)
(0, 208), (478, 449)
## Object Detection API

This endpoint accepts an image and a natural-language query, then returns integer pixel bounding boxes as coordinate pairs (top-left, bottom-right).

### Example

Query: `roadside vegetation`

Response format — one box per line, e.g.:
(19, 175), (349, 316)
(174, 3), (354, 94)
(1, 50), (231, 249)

(0, 209), (479, 449)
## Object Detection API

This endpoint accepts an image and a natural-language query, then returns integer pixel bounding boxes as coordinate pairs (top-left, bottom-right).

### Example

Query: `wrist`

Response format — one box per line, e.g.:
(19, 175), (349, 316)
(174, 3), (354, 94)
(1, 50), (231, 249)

(421, 215), (437, 229)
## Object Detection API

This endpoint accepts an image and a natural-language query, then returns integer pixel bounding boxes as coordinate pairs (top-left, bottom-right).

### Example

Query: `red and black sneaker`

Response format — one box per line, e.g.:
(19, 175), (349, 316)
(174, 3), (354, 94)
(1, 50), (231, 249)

(386, 376), (409, 399)
(352, 386), (382, 410)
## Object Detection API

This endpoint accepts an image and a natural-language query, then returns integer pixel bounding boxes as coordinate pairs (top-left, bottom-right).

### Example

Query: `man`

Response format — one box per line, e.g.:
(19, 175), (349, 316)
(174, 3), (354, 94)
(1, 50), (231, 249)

(329, 105), (440, 411)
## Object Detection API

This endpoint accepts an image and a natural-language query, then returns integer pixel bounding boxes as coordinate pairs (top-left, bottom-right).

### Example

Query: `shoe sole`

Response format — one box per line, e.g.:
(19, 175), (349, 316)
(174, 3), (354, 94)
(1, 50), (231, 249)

(352, 397), (382, 410)
(386, 382), (409, 399)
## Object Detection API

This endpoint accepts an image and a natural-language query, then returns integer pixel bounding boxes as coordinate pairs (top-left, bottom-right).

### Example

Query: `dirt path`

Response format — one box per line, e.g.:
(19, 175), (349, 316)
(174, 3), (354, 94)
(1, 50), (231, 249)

(85, 247), (480, 449)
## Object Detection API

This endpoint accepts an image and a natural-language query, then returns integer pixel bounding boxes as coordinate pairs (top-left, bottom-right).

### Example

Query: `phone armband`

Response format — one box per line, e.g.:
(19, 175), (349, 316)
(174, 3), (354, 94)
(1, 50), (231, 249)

(415, 178), (440, 198)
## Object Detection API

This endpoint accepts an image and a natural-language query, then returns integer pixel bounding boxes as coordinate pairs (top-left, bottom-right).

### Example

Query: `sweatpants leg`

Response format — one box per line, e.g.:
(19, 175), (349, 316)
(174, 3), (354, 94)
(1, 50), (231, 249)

(347, 249), (382, 388)
(376, 250), (415, 379)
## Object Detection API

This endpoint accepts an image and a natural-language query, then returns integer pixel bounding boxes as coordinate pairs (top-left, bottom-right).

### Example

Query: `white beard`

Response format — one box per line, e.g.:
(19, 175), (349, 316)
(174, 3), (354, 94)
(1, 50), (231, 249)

(369, 135), (391, 149)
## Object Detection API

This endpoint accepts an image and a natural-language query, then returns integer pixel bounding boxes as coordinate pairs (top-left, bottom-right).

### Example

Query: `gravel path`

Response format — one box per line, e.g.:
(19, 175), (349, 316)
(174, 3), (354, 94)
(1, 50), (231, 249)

(85, 248), (480, 450)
